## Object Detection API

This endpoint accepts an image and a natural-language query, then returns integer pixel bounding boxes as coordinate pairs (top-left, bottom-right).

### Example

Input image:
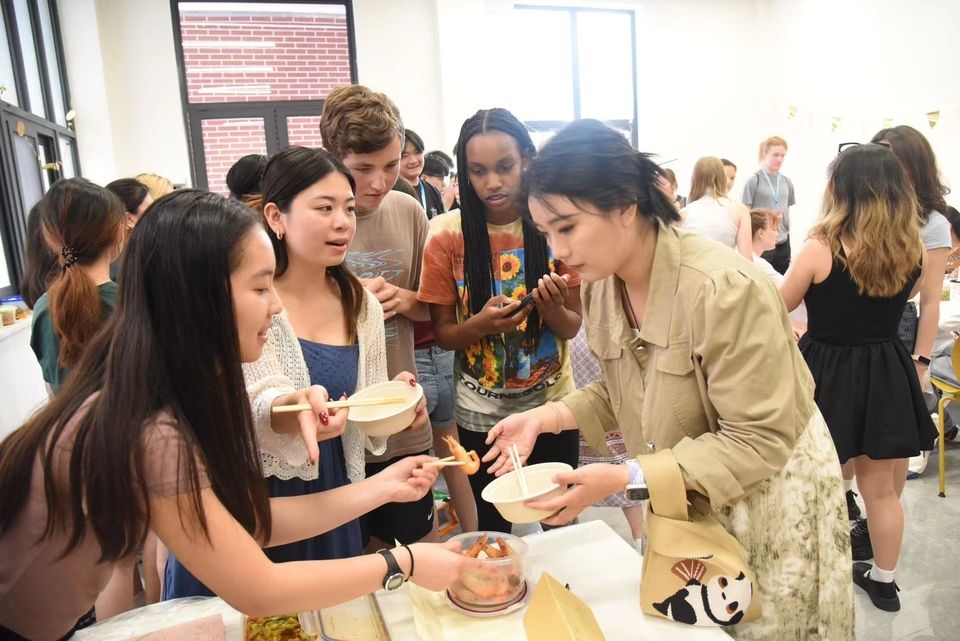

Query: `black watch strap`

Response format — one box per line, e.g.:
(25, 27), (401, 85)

(377, 549), (405, 591)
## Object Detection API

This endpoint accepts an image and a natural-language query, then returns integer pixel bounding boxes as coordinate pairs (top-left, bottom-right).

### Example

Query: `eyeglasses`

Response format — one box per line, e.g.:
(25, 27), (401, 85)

(837, 140), (890, 156)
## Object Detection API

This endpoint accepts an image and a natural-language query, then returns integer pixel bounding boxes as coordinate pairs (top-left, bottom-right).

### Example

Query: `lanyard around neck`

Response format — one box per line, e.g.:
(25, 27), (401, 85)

(760, 170), (781, 204)
(418, 181), (427, 211)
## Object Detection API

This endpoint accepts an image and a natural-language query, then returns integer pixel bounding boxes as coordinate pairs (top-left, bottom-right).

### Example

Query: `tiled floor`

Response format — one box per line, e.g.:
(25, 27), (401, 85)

(555, 442), (960, 641)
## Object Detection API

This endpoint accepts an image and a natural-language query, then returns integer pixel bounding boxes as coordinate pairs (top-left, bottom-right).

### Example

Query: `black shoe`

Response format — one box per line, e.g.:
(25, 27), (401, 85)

(846, 490), (862, 521)
(852, 562), (900, 611)
(851, 518), (873, 561)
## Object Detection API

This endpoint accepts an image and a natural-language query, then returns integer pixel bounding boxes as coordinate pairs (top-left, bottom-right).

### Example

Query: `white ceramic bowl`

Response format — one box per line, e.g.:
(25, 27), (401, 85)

(481, 462), (573, 524)
(347, 381), (423, 438)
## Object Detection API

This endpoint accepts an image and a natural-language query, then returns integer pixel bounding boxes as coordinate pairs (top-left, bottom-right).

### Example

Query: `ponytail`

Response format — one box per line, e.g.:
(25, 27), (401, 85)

(39, 179), (124, 367)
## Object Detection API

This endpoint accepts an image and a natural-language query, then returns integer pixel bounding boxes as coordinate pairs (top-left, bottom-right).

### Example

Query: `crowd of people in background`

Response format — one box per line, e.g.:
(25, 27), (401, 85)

(0, 77), (954, 641)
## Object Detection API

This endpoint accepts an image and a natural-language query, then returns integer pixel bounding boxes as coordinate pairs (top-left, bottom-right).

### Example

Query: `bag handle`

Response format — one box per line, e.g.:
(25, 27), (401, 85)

(636, 450), (688, 521)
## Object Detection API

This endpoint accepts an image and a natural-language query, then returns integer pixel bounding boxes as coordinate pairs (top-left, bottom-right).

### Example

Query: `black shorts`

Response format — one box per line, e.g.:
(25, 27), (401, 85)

(360, 449), (435, 546)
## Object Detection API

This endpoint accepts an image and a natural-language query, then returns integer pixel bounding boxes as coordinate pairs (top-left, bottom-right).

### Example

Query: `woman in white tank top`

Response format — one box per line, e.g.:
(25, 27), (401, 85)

(679, 156), (753, 259)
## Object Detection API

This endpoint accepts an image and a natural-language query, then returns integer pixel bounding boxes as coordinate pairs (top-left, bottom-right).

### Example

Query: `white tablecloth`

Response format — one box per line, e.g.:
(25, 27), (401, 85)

(76, 521), (730, 641)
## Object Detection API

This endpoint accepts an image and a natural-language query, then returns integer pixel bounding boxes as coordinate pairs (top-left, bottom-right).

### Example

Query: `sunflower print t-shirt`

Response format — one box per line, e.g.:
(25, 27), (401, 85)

(418, 210), (580, 432)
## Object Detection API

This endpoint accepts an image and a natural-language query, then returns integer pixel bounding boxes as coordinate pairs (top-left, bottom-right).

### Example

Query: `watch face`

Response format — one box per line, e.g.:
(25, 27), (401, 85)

(386, 573), (405, 591)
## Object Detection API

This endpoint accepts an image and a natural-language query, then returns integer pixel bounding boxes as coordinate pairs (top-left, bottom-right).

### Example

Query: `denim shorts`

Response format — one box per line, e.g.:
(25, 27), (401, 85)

(414, 345), (455, 427)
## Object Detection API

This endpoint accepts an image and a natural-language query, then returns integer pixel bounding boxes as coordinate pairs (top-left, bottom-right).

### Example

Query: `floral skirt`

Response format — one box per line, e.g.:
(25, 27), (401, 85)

(715, 410), (854, 641)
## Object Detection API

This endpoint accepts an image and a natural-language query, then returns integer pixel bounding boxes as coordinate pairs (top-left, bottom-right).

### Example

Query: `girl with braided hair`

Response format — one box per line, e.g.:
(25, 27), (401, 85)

(418, 108), (582, 532)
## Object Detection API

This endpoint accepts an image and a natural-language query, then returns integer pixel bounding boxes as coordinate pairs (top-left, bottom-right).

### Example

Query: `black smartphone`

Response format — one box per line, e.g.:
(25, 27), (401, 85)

(505, 291), (535, 317)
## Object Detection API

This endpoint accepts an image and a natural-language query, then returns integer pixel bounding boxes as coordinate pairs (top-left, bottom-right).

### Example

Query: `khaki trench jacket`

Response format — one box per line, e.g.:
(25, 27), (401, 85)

(563, 225), (817, 508)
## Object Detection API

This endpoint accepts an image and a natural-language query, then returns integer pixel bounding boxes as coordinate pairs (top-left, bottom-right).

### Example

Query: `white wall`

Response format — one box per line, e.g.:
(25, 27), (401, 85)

(56, 0), (118, 184)
(353, 0), (446, 151)
(95, 0), (192, 186)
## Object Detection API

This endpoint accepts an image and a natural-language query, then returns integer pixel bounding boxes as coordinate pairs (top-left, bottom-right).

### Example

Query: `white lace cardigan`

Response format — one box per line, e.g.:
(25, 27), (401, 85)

(243, 288), (388, 482)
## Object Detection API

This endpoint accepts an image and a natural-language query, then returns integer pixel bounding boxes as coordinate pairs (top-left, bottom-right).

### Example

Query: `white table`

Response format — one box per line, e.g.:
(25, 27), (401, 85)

(76, 521), (730, 641)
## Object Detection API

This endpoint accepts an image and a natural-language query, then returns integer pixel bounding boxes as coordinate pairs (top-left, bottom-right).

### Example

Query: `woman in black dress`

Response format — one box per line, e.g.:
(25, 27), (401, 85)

(780, 144), (936, 612)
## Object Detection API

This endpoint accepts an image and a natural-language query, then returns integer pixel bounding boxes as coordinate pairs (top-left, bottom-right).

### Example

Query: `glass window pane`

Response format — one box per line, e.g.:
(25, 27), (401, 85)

(37, 0), (65, 125)
(286, 115), (323, 148)
(510, 9), (574, 121)
(178, 2), (351, 104)
(13, 134), (44, 212)
(577, 12), (635, 121)
(0, 10), (19, 106)
(200, 117), (268, 195)
(58, 136), (76, 178)
(13, 0), (45, 118)
(0, 229), (11, 290)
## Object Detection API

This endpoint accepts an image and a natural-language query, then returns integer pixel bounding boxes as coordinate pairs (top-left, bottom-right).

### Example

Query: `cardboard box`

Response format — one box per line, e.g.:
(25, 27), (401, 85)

(523, 573), (605, 641)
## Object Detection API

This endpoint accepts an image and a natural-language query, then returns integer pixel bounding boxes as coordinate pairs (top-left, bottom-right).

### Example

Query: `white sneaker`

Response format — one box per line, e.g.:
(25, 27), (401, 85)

(907, 451), (930, 478)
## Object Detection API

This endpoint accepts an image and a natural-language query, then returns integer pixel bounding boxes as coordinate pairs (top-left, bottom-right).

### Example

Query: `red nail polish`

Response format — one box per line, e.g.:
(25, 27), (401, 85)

(320, 413), (329, 425)
(409, 379), (416, 386)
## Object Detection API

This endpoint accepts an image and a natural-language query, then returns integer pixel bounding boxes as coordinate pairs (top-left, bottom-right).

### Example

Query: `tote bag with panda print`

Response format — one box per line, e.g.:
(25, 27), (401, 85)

(636, 450), (762, 627)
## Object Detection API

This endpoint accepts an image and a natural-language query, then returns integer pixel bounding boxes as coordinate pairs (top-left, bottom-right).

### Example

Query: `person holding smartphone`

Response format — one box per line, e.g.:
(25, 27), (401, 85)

(418, 108), (582, 533)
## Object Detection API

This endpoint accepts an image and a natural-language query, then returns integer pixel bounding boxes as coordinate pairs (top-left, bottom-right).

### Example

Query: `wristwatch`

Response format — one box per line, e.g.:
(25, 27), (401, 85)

(912, 354), (931, 367)
(377, 549), (405, 591)
(625, 458), (649, 502)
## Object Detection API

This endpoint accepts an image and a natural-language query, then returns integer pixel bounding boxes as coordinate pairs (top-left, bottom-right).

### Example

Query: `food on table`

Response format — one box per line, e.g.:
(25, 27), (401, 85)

(244, 614), (317, 641)
(450, 532), (527, 608)
(441, 435), (480, 474)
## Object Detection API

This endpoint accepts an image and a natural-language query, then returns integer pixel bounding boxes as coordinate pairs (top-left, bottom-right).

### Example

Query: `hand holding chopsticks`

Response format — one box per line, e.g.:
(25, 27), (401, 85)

(509, 443), (530, 497)
(272, 396), (407, 413)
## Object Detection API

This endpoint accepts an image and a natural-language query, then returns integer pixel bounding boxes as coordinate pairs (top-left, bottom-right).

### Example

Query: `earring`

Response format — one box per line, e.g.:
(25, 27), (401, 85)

(277, 230), (284, 240)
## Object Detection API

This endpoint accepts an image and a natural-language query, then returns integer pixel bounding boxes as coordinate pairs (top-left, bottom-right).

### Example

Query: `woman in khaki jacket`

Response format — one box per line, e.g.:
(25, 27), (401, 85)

(483, 120), (852, 641)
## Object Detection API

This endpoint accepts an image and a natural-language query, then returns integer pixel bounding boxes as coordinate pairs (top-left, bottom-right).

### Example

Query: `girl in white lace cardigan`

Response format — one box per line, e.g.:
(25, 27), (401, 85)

(244, 289), (389, 484)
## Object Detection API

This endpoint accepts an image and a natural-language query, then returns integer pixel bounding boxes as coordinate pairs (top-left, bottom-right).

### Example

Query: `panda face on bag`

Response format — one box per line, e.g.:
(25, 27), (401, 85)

(705, 572), (752, 624)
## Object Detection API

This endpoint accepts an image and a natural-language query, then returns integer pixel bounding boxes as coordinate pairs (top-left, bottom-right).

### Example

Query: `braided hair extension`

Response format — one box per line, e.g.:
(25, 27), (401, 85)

(455, 108), (549, 344)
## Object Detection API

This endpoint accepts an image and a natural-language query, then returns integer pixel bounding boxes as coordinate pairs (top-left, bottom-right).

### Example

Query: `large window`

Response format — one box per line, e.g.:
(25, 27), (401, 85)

(0, 0), (77, 298)
(511, 5), (638, 148)
(172, 1), (357, 194)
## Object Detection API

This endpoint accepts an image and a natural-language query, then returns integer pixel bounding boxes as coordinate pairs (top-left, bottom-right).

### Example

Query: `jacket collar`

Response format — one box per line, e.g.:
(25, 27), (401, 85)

(636, 223), (680, 349)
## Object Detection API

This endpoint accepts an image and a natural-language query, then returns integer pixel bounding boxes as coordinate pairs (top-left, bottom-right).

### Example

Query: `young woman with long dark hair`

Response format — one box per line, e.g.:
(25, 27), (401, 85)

(418, 108), (582, 533)
(29, 178), (124, 392)
(0, 191), (475, 641)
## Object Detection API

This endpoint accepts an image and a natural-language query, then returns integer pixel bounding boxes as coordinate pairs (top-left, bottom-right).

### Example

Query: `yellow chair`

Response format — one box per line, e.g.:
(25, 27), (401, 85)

(928, 339), (959, 497)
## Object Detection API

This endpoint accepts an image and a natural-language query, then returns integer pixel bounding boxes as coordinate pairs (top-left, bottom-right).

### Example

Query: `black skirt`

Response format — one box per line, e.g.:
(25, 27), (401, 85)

(799, 335), (936, 463)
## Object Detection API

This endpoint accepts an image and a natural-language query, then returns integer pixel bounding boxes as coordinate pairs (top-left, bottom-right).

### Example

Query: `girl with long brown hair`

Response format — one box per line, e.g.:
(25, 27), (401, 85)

(871, 125), (951, 480)
(29, 178), (124, 392)
(780, 143), (935, 612)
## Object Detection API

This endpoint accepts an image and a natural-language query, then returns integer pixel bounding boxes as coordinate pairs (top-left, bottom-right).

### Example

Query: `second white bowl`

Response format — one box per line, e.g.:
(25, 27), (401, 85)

(481, 462), (573, 524)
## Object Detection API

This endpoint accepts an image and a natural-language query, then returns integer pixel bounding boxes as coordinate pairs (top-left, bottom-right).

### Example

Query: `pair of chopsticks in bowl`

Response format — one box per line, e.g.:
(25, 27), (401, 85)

(271, 397), (407, 413)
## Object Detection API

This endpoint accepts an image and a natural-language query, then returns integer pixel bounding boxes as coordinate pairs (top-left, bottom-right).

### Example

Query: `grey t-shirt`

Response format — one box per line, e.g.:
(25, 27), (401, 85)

(921, 210), (951, 251)
(741, 170), (796, 244)
(346, 190), (433, 461)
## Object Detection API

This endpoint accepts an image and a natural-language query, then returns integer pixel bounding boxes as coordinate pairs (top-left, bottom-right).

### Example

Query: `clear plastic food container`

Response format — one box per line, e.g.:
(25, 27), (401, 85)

(447, 531), (529, 611)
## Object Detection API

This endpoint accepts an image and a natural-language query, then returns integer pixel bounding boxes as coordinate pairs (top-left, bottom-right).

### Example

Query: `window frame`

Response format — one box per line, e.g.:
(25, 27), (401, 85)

(169, 0), (359, 189)
(514, 4), (639, 149)
(0, 0), (77, 298)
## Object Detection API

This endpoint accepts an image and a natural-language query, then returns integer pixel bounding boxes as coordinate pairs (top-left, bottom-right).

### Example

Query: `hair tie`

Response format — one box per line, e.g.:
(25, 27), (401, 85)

(60, 245), (79, 270)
